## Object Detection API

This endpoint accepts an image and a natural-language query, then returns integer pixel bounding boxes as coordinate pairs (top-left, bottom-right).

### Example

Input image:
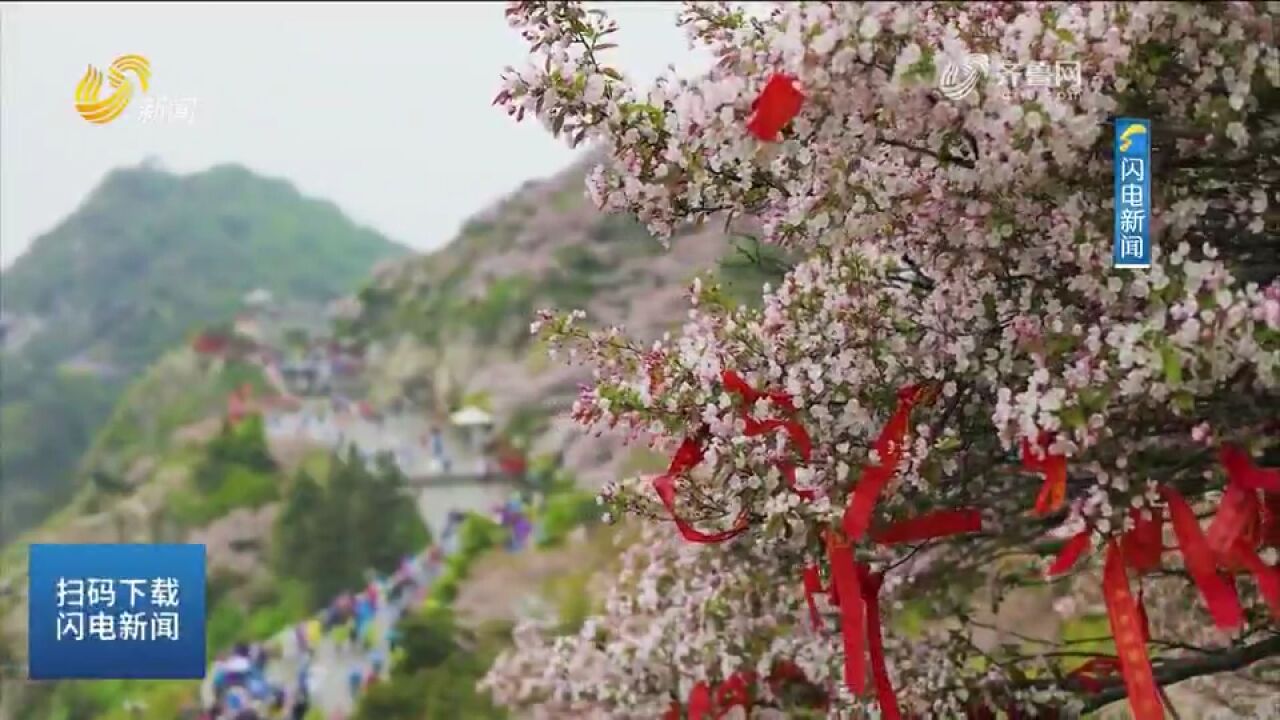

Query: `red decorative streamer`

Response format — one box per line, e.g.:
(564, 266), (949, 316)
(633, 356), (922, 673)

(1221, 444), (1280, 493)
(857, 564), (902, 720)
(1068, 656), (1123, 694)
(1122, 508), (1165, 574)
(713, 671), (754, 715)
(1160, 485), (1244, 630)
(721, 370), (816, 500)
(667, 665), (826, 719)
(804, 511), (981, 718)
(1047, 530), (1092, 577)
(1102, 541), (1163, 720)
(1021, 432), (1068, 516)
(842, 384), (931, 541)
(870, 509), (982, 545)
(746, 73), (804, 142)
(652, 435), (751, 544)
(686, 681), (713, 720)
(825, 531), (866, 694)
(1229, 538), (1280, 620)
(1207, 482), (1258, 557)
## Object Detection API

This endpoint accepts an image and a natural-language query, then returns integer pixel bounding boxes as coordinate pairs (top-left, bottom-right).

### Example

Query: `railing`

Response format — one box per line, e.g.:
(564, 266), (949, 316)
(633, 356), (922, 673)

(401, 468), (523, 488)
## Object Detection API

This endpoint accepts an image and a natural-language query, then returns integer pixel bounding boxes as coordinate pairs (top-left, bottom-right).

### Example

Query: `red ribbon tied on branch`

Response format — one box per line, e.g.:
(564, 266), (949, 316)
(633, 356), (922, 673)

(1102, 541), (1164, 720)
(652, 434), (750, 544)
(842, 384), (933, 541)
(1161, 484), (1246, 629)
(809, 508), (982, 717)
(721, 370), (815, 500)
(1021, 431), (1068, 516)
(746, 73), (804, 142)
(663, 664), (825, 720)
(1050, 507), (1166, 578)
(1203, 445), (1280, 619)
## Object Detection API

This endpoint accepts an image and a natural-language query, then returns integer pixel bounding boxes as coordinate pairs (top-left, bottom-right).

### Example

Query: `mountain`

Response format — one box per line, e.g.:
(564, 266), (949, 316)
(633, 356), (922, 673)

(0, 155), (783, 720)
(339, 156), (789, 488)
(0, 162), (409, 540)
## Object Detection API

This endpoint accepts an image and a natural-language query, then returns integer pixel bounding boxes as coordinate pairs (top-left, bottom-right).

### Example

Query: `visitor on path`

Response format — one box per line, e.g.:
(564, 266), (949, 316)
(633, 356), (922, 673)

(347, 665), (363, 700)
(306, 618), (322, 650)
(289, 692), (309, 720)
(250, 642), (268, 673)
(347, 618), (360, 650)
(219, 653), (253, 695)
(293, 623), (309, 656)
(429, 426), (444, 458)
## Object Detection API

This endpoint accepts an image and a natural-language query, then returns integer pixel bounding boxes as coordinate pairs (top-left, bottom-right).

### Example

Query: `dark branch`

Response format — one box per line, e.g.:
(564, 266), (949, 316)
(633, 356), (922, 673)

(1080, 634), (1280, 712)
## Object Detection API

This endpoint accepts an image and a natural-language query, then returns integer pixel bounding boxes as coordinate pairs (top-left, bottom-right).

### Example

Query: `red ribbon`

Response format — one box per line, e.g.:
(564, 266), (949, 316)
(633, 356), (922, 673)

(1230, 538), (1280, 620)
(746, 73), (804, 142)
(1047, 530), (1092, 577)
(1210, 446), (1280, 618)
(806, 512), (981, 715)
(825, 530), (866, 694)
(667, 667), (816, 719)
(1208, 482), (1258, 557)
(1021, 432), (1067, 516)
(842, 384), (931, 541)
(1122, 508), (1165, 574)
(721, 370), (816, 500)
(870, 509), (983, 545)
(1221, 444), (1280, 493)
(802, 565), (825, 630)
(857, 564), (902, 720)
(721, 369), (794, 411)
(1068, 656), (1123, 695)
(1102, 541), (1163, 720)
(1160, 485), (1244, 629)
(652, 435), (750, 544)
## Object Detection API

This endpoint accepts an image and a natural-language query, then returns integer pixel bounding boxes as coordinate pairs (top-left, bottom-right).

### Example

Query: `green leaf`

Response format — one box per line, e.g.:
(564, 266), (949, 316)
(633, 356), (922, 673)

(1160, 343), (1183, 386)
(1174, 391), (1195, 413)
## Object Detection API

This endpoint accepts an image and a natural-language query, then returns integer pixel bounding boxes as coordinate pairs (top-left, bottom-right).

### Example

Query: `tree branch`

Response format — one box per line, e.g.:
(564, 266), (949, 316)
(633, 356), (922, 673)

(1079, 634), (1280, 712)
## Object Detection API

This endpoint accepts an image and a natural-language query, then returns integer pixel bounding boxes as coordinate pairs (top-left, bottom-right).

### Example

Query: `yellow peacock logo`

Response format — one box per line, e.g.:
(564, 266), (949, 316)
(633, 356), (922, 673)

(1118, 122), (1147, 153)
(74, 54), (151, 125)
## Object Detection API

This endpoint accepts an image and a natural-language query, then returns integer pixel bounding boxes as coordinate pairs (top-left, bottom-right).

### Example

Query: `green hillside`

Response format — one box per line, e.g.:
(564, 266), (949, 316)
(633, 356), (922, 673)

(0, 162), (409, 541)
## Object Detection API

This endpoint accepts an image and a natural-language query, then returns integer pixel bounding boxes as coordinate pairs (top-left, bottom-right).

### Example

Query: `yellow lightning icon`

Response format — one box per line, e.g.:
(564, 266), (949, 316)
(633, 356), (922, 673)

(1118, 123), (1147, 153)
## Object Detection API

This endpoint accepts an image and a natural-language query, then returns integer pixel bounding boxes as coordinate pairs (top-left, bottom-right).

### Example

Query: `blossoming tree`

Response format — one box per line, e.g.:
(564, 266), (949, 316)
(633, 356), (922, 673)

(483, 1), (1280, 718)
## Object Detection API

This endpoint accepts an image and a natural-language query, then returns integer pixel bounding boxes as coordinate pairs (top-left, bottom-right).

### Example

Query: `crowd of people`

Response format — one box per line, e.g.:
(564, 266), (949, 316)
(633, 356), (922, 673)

(196, 500), (536, 720)
(199, 551), (430, 720)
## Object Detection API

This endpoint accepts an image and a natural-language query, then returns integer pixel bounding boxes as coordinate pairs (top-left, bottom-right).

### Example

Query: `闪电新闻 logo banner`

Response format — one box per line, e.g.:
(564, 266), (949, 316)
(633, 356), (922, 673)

(28, 544), (205, 679)
(1114, 118), (1152, 269)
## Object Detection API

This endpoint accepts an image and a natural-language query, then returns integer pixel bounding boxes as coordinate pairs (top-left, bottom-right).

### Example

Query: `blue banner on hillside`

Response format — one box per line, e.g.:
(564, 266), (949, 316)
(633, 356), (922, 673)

(1113, 117), (1152, 269)
(28, 544), (206, 679)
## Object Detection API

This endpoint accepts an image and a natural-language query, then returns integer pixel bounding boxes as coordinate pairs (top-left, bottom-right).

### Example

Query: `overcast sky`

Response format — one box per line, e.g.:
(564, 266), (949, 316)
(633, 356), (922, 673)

(0, 2), (709, 268)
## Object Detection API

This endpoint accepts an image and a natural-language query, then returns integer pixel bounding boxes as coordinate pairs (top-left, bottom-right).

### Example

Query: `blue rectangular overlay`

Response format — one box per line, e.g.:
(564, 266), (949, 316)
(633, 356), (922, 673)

(1113, 117), (1152, 269)
(28, 544), (206, 679)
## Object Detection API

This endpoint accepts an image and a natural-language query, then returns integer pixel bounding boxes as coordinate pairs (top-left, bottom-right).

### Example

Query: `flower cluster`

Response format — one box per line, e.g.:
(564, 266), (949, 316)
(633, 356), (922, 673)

(488, 1), (1279, 717)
